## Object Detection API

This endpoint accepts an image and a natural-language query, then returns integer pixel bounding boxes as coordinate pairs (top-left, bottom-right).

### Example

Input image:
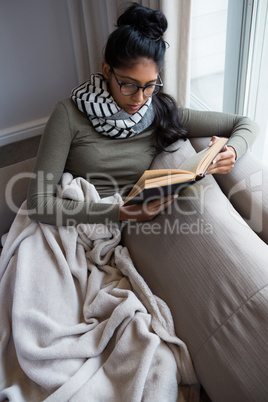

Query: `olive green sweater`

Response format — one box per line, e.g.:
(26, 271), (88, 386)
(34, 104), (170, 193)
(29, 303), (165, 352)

(27, 99), (258, 225)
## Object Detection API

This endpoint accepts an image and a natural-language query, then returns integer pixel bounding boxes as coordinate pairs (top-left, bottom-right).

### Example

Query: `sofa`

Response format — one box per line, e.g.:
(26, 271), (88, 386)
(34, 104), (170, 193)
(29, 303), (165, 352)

(0, 137), (268, 401)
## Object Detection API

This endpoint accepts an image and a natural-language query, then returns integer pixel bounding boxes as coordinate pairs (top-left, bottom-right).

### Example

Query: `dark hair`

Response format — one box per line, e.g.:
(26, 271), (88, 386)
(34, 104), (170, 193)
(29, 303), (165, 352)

(104, 3), (187, 154)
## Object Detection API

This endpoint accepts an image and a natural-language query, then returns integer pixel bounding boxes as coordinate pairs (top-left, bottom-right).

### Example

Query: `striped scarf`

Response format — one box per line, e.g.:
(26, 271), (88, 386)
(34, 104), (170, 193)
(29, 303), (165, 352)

(71, 73), (155, 139)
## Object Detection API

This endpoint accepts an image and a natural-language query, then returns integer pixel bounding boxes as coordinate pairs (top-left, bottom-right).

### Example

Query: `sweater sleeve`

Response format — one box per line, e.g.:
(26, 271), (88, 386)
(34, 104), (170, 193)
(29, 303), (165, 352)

(27, 102), (120, 226)
(178, 108), (259, 160)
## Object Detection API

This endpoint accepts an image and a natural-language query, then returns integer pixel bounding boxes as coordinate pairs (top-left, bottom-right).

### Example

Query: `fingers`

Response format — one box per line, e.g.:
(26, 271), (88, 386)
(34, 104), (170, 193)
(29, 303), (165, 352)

(208, 135), (220, 147)
(147, 195), (176, 209)
(141, 195), (177, 220)
(206, 146), (236, 174)
(120, 195), (177, 222)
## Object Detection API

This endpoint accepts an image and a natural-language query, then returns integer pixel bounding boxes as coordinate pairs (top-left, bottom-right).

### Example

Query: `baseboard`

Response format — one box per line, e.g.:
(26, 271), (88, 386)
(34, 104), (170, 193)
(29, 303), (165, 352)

(0, 117), (48, 147)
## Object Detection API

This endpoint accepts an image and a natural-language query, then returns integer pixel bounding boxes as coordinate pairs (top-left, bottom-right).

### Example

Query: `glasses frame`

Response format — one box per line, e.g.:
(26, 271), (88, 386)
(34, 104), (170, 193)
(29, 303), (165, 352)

(110, 67), (163, 97)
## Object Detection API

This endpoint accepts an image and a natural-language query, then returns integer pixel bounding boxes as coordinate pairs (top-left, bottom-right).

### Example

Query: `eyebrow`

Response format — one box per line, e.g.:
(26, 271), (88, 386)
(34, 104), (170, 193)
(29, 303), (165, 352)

(116, 74), (157, 84)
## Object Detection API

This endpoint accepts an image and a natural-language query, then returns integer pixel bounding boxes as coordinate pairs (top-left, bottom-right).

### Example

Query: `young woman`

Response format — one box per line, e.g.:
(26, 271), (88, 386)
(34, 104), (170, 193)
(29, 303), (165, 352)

(3, 3), (267, 402)
(26, 3), (257, 226)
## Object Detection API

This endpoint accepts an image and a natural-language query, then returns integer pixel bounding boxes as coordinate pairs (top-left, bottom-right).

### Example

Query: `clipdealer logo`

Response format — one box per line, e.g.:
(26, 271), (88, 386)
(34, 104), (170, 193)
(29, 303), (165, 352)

(4, 169), (265, 235)
(124, 218), (213, 236)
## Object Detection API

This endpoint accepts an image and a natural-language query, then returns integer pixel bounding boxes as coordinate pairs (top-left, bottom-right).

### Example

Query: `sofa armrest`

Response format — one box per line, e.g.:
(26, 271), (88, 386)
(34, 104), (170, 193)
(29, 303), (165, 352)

(0, 158), (36, 241)
(190, 137), (268, 245)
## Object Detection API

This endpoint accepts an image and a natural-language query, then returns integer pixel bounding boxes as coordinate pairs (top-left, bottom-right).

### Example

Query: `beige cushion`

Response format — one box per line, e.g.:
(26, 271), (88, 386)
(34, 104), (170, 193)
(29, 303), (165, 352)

(122, 139), (268, 401)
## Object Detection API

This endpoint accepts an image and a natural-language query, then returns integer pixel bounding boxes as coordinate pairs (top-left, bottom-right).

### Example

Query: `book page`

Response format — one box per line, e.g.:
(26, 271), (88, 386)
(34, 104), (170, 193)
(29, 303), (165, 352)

(124, 169), (193, 201)
(138, 168), (192, 182)
(178, 138), (228, 175)
(145, 172), (196, 188)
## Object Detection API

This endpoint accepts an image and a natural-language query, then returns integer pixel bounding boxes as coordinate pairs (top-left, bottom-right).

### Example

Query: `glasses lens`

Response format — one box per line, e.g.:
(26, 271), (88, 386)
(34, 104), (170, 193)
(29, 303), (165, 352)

(120, 82), (161, 96)
(144, 85), (158, 96)
(121, 84), (138, 95)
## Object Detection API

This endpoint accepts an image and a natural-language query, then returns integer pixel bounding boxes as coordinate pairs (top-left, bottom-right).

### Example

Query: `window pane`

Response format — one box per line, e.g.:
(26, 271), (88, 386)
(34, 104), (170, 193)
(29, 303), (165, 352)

(190, 0), (228, 111)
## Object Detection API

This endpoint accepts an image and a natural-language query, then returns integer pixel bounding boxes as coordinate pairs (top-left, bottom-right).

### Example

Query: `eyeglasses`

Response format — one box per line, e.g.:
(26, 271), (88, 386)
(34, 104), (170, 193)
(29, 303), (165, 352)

(110, 67), (163, 97)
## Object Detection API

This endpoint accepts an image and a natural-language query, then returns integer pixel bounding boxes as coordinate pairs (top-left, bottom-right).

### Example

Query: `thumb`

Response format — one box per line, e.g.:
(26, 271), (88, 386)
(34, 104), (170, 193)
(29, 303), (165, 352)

(208, 135), (219, 147)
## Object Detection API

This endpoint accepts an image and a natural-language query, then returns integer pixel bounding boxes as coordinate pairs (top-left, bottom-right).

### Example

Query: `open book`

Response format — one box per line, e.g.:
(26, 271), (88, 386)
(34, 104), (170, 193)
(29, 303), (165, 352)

(123, 137), (229, 206)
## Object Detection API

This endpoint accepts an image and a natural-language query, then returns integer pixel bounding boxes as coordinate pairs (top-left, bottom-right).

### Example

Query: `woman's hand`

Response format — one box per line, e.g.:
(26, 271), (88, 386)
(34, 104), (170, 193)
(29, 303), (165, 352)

(119, 195), (177, 222)
(206, 136), (237, 175)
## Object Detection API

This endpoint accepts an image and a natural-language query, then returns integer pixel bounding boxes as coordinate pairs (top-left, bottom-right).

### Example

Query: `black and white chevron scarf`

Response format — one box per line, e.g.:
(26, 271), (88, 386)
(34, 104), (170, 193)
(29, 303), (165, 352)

(71, 73), (155, 139)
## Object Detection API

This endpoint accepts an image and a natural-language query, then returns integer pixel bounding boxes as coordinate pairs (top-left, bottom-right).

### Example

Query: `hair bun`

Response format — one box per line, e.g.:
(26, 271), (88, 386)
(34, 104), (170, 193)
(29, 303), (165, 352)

(117, 3), (167, 40)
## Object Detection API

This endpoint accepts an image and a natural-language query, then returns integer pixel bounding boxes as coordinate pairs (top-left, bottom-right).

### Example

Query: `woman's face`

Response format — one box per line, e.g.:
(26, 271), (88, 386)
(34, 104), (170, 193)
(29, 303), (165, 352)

(102, 58), (158, 115)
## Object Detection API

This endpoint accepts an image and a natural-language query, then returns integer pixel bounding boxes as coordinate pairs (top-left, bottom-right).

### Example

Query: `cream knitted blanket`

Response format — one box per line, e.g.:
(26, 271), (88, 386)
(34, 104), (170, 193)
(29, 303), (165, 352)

(0, 173), (198, 401)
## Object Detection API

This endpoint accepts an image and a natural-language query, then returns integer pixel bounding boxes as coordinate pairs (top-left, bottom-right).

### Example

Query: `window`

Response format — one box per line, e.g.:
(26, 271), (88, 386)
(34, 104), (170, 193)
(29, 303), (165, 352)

(190, 0), (268, 165)
(190, 0), (228, 112)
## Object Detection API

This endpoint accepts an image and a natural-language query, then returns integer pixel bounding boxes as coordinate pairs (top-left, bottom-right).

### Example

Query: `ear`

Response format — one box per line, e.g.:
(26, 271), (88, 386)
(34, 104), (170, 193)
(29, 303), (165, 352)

(102, 61), (111, 81)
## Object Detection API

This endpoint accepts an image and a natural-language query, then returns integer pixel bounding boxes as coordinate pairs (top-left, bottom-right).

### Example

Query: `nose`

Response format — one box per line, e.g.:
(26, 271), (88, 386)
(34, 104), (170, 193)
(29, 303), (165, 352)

(131, 88), (145, 103)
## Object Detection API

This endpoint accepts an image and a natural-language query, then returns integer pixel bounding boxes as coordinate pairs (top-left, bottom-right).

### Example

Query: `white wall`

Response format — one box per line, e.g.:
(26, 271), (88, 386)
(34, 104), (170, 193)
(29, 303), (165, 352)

(0, 0), (79, 145)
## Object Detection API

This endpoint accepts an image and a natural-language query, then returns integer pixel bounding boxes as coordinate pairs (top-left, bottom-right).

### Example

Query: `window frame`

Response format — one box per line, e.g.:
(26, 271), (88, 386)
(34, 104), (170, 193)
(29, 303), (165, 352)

(244, 0), (268, 162)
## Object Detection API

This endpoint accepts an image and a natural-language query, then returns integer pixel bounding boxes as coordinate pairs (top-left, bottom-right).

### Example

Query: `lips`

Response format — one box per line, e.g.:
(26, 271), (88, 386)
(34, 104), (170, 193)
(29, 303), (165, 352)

(127, 104), (142, 112)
